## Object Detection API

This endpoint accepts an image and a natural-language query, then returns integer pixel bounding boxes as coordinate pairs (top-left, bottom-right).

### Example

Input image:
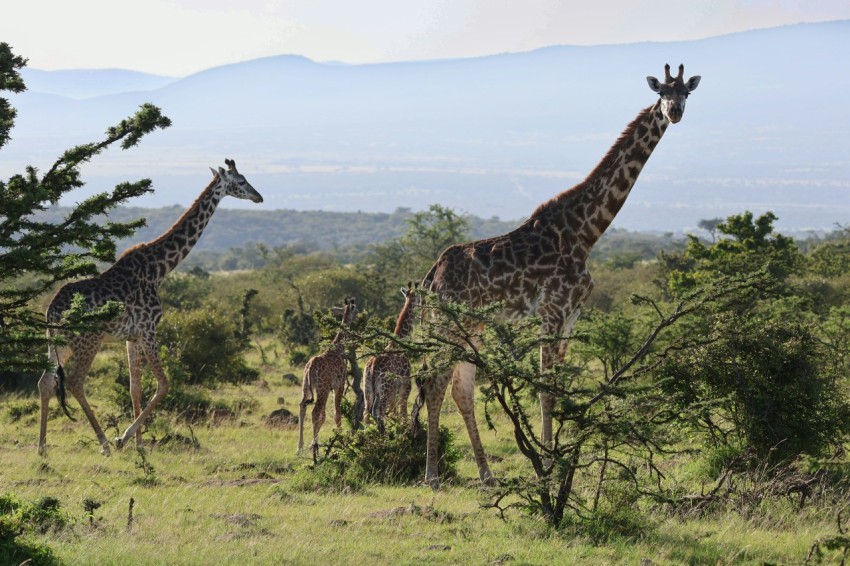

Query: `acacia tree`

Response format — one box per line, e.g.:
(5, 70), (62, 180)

(660, 211), (803, 296)
(402, 274), (775, 528)
(0, 43), (171, 371)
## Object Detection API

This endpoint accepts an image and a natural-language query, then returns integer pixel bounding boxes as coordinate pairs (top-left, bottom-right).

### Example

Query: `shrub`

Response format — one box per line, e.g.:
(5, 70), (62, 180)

(661, 319), (850, 463)
(0, 493), (65, 566)
(157, 306), (258, 385)
(290, 420), (459, 492)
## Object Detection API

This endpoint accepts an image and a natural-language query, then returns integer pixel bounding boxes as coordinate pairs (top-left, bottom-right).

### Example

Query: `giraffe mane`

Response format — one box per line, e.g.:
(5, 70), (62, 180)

(529, 104), (655, 219)
(118, 176), (219, 259)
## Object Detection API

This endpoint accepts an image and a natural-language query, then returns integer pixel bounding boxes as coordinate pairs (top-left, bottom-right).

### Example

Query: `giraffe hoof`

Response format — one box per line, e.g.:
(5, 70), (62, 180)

(113, 437), (125, 450)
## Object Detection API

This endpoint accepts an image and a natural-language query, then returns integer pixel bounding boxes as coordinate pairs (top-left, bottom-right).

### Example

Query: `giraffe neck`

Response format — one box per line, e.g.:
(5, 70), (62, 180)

(533, 101), (669, 254)
(330, 330), (348, 355)
(392, 300), (416, 339)
(119, 178), (224, 283)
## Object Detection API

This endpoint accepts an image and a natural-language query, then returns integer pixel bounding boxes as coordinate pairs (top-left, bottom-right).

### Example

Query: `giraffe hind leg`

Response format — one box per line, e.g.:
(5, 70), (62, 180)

(127, 340), (145, 448)
(63, 337), (112, 455)
(37, 368), (55, 456)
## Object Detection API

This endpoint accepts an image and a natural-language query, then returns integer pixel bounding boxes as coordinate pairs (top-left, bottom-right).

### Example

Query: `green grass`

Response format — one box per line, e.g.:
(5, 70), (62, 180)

(1, 352), (847, 565)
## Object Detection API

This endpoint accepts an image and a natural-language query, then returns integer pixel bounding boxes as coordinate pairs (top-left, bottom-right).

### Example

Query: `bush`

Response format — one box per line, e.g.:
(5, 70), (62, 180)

(0, 493), (65, 566)
(157, 306), (258, 385)
(290, 420), (459, 492)
(661, 319), (850, 463)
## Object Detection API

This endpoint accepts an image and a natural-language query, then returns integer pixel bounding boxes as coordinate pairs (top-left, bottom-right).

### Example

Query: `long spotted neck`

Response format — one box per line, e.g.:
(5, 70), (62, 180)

(535, 101), (669, 256)
(392, 298), (416, 340)
(122, 177), (225, 283)
(329, 304), (356, 355)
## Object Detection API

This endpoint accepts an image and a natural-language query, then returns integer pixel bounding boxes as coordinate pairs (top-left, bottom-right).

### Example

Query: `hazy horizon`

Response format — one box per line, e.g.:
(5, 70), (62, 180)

(4, 1), (849, 75)
(3, 20), (849, 234)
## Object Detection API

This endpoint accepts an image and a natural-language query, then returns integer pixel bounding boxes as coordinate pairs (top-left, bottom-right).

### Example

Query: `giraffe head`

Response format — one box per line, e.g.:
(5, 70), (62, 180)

(646, 64), (701, 124)
(210, 158), (264, 203)
(401, 282), (420, 306)
(342, 298), (358, 326)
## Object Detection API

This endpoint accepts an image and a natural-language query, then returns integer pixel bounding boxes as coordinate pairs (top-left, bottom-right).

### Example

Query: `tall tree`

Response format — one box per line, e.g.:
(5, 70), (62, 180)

(0, 43), (171, 371)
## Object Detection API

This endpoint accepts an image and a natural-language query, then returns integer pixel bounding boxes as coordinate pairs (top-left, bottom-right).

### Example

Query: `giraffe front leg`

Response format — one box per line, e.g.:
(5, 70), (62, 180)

(116, 339), (169, 449)
(451, 362), (496, 486)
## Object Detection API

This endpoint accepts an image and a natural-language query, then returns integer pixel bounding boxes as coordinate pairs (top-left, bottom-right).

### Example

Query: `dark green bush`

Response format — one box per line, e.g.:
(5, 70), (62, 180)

(157, 307), (258, 385)
(0, 493), (64, 566)
(290, 420), (459, 492)
(661, 319), (850, 463)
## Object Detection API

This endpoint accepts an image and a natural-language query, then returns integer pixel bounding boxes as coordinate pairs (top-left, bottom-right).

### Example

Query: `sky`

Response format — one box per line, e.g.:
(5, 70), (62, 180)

(3, 0), (850, 76)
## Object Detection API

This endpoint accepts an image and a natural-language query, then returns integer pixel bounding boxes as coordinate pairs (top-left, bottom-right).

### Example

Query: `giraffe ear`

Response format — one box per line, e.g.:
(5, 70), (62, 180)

(685, 75), (701, 92)
(401, 287), (409, 296)
(210, 167), (219, 177)
(646, 76), (662, 93)
(218, 166), (227, 176)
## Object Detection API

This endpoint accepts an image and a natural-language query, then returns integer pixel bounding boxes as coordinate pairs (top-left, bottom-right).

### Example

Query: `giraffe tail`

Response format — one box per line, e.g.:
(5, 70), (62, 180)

(46, 326), (76, 422)
(55, 362), (76, 422)
(302, 370), (315, 405)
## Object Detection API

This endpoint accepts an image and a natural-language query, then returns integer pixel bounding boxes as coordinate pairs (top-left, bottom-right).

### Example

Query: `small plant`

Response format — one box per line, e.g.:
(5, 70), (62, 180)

(133, 450), (159, 487)
(82, 498), (102, 527)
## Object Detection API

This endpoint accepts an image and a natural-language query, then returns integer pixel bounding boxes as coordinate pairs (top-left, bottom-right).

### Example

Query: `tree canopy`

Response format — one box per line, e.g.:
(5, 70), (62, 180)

(0, 43), (171, 371)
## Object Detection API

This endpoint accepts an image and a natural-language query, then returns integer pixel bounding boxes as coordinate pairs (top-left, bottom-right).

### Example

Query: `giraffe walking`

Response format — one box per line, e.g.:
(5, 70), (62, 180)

(418, 65), (701, 488)
(363, 284), (418, 431)
(298, 299), (357, 458)
(38, 159), (263, 456)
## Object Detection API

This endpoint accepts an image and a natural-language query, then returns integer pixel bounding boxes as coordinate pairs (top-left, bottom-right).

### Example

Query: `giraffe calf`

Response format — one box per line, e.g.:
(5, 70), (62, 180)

(363, 285), (418, 432)
(297, 299), (357, 460)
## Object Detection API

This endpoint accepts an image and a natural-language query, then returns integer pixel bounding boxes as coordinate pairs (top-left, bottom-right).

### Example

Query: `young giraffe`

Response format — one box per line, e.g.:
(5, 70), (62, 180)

(418, 64), (701, 488)
(38, 159), (263, 456)
(363, 284), (418, 431)
(298, 298), (358, 457)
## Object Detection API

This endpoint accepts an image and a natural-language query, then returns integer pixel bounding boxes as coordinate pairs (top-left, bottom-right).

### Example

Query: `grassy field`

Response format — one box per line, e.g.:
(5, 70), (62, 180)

(1, 350), (846, 565)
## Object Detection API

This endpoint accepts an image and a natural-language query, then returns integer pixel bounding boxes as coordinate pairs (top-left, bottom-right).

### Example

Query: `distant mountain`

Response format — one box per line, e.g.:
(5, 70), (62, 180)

(19, 68), (176, 99)
(4, 21), (849, 233)
(35, 206), (519, 255)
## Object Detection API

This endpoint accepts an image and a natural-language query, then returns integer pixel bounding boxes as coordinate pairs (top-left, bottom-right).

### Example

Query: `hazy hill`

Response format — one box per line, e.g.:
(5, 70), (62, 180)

(4, 21), (849, 233)
(19, 68), (176, 99)
(37, 206), (519, 255)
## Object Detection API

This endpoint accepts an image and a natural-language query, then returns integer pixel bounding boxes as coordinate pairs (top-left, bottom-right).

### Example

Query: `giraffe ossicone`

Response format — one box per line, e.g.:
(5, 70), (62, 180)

(417, 64), (701, 489)
(37, 159), (263, 456)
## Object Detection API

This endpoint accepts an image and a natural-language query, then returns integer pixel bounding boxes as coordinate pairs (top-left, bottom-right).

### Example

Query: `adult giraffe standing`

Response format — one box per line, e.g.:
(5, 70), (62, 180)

(419, 64), (701, 488)
(38, 159), (263, 456)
